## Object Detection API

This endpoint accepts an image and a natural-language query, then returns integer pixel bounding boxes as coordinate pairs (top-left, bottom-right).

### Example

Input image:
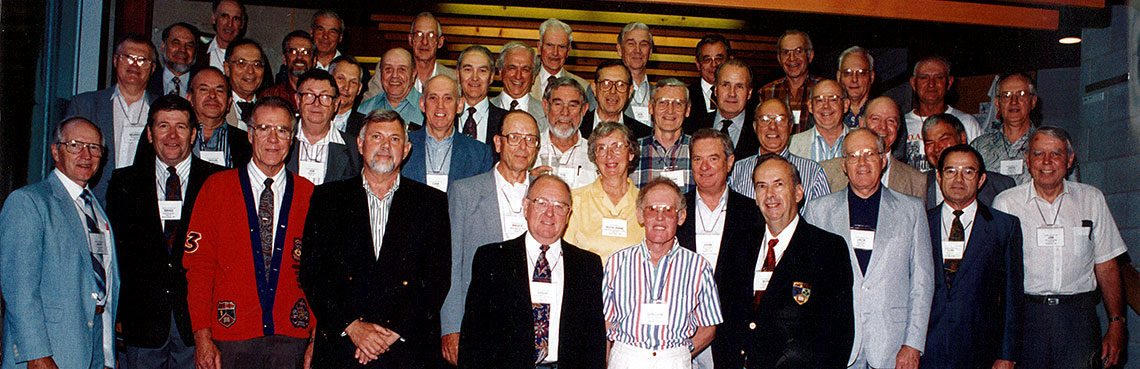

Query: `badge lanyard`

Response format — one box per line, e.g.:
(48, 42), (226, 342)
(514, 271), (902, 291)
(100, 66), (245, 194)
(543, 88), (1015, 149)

(499, 184), (526, 215)
(529, 249), (563, 275)
(653, 140), (684, 171)
(426, 140), (454, 174)
(1034, 195), (1064, 226)
(115, 94), (146, 127)
(696, 199), (726, 234)
(300, 141), (328, 163)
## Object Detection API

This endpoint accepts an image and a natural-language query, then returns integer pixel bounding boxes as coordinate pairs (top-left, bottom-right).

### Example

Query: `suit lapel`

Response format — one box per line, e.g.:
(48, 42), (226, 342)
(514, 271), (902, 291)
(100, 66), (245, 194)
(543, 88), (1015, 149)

(327, 139), (350, 180)
(956, 203), (994, 282)
(864, 190), (895, 277)
(926, 171), (939, 209)
(477, 173), (503, 235)
(929, 205), (948, 291)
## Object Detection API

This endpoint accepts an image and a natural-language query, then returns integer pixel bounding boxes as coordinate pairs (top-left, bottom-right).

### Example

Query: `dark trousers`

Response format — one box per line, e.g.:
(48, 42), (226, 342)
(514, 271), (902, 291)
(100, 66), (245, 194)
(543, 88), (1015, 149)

(1018, 292), (1102, 369)
(215, 335), (309, 369)
(123, 313), (194, 369)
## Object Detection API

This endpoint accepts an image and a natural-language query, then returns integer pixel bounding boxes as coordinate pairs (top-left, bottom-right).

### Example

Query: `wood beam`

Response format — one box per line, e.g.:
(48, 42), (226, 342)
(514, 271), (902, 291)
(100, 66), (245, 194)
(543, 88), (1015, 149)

(613, 0), (1060, 30)
(433, 3), (749, 30)
(999, 0), (1104, 8)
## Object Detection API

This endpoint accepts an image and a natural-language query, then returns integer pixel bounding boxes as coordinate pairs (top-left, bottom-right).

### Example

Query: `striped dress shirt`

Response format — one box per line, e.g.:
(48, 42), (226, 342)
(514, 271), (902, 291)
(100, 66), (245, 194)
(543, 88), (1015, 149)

(363, 174), (400, 259)
(603, 239), (722, 350)
(194, 124), (232, 167)
(728, 149), (831, 201)
(630, 134), (694, 194)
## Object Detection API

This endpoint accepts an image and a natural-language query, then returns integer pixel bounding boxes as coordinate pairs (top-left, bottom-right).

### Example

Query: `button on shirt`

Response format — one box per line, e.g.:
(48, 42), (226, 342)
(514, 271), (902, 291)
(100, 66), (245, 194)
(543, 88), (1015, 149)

(363, 174), (400, 259)
(111, 87), (150, 169)
(712, 112), (745, 149)
(295, 127), (345, 185)
(494, 167), (530, 240)
(602, 239), (723, 350)
(155, 156), (192, 231)
(992, 181), (1127, 295)
(526, 233), (565, 362)
(694, 188), (728, 268)
(631, 134), (694, 193)
(537, 130), (597, 189)
(729, 149), (831, 201)
(247, 163), (287, 252)
(460, 98), (491, 142)
(357, 89), (424, 127)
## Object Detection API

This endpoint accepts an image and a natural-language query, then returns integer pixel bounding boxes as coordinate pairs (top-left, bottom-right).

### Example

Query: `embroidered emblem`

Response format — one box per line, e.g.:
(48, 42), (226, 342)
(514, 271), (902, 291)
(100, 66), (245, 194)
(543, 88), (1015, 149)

(217, 301), (236, 327)
(792, 281), (812, 305)
(184, 231), (202, 253)
(292, 238), (303, 262)
(290, 298), (310, 328)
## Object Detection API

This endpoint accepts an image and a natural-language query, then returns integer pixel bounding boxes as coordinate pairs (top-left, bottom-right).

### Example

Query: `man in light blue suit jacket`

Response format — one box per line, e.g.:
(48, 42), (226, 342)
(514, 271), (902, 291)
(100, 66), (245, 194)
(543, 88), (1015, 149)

(402, 75), (493, 192)
(803, 128), (933, 369)
(1, 118), (120, 369)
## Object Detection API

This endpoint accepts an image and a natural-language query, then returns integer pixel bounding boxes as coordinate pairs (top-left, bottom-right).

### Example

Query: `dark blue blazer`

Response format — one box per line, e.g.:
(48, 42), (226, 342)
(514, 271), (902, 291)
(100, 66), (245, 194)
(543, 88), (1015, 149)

(922, 203), (1024, 369)
(401, 128), (493, 189)
(66, 86), (159, 202)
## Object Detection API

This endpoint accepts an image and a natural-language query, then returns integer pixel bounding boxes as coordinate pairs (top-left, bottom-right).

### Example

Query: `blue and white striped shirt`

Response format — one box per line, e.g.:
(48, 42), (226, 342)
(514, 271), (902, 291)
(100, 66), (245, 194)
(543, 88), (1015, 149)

(603, 239), (722, 350)
(728, 149), (831, 201)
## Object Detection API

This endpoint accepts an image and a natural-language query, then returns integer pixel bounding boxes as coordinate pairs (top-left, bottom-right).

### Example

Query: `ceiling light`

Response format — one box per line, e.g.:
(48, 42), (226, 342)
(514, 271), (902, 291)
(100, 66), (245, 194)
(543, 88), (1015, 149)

(1059, 37), (1082, 44)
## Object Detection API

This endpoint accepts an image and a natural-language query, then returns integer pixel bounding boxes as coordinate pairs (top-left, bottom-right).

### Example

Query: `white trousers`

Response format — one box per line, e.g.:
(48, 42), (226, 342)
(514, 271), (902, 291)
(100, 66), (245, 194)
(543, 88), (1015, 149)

(608, 341), (691, 369)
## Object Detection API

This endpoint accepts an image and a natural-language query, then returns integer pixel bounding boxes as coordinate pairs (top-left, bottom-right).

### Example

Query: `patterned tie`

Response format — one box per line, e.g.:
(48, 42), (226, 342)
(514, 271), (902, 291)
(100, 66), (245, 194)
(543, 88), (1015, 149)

(944, 210), (965, 289)
(720, 119), (733, 136)
(171, 76), (181, 96)
(462, 107), (478, 138)
(753, 238), (778, 309)
(258, 178), (274, 274)
(80, 191), (107, 300)
(164, 166), (182, 251)
(509, 100), (519, 111)
(532, 244), (552, 364)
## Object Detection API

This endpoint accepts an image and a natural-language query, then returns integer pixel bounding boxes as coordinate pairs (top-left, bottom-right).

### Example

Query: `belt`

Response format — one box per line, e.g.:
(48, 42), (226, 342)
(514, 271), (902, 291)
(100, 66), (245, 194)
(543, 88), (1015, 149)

(1025, 291), (1097, 306)
(94, 305), (105, 315)
(536, 363), (559, 369)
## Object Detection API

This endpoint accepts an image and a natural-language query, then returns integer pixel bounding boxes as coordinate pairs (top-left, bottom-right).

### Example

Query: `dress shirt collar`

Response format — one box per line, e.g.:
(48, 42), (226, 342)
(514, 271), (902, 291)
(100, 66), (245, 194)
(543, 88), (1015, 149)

(232, 92), (255, 104)
(1025, 179), (1072, 204)
(636, 238), (683, 264)
(493, 163), (530, 209)
(362, 172), (401, 200)
(525, 231), (563, 263)
(247, 160), (288, 184)
(762, 214), (800, 263)
(53, 168), (87, 200)
(155, 155), (193, 177)
(296, 124), (344, 146)
(464, 97), (491, 118)
(501, 93), (532, 110)
(941, 199), (978, 233)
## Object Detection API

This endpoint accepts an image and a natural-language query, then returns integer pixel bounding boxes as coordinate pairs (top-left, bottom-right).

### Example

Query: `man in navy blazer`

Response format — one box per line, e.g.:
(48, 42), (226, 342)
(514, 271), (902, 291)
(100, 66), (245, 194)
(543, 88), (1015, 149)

(1, 118), (120, 369)
(67, 34), (160, 202)
(402, 75), (493, 192)
(921, 145), (1023, 369)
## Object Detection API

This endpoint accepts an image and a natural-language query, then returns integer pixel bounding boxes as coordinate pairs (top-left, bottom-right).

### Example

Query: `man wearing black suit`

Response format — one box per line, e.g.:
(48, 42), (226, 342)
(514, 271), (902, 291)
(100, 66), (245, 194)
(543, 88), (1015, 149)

(456, 45), (507, 146)
(685, 59), (760, 159)
(921, 113), (1015, 209)
(286, 69), (362, 185)
(106, 95), (224, 368)
(580, 60), (652, 140)
(921, 145), (1023, 369)
(301, 109), (451, 368)
(720, 154), (853, 369)
(684, 35), (730, 132)
(677, 129), (764, 369)
(147, 23), (199, 99)
(460, 175), (606, 369)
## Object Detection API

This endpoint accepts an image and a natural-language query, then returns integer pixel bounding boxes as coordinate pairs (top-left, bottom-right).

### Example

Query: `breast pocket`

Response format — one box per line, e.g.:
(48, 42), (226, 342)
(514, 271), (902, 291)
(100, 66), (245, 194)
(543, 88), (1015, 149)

(1071, 226), (1093, 261)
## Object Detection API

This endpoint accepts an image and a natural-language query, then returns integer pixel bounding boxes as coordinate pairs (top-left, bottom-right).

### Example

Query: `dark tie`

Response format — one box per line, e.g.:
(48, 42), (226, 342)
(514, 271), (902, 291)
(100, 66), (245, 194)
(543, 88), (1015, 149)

(753, 238), (778, 309)
(509, 100), (519, 111)
(164, 166), (182, 251)
(532, 244), (552, 364)
(546, 75), (557, 90)
(720, 119), (733, 136)
(462, 107), (478, 138)
(258, 178), (274, 274)
(171, 76), (181, 96)
(80, 191), (107, 300)
(238, 101), (256, 123)
(944, 210), (965, 289)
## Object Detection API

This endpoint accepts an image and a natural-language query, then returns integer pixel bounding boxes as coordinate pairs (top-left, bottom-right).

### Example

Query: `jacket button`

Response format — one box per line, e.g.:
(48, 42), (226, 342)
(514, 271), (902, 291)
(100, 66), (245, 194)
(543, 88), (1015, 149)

(651, 352), (656, 357)
(402, 281), (408, 286)
(749, 322), (756, 330)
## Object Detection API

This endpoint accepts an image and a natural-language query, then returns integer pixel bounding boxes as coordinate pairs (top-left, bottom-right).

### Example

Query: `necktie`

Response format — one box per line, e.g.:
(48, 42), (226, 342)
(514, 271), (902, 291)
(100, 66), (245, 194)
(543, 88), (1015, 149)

(753, 238), (778, 309)
(944, 210), (965, 289)
(720, 119), (733, 136)
(532, 244), (552, 364)
(258, 178), (274, 274)
(80, 191), (107, 300)
(164, 166), (182, 251)
(171, 76), (181, 96)
(509, 100), (519, 111)
(237, 101), (256, 123)
(462, 107), (478, 138)
(546, 75), (557, 91)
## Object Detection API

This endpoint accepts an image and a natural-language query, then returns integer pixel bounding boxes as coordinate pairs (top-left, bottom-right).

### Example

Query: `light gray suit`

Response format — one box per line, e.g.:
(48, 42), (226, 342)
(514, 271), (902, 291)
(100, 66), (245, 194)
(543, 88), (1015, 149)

(491, 94), (550, 133)
(440, 170), (510, 335)
(803, 187), (934, 368)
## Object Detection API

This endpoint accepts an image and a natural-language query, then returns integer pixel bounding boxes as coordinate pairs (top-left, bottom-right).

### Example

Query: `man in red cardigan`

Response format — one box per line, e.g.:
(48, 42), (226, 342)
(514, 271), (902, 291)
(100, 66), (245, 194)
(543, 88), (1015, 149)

(184, 96), (315, 369)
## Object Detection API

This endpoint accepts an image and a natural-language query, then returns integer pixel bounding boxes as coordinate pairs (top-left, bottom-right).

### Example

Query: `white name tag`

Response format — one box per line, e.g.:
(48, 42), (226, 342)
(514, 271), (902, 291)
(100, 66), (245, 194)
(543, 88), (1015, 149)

(631, 106), (651, 124)
(530, 281), (556, 305)
(298, 161), (326, 184)
(556, 166), (579, 184)
(199, 150), (226, 166)
(504, 215), (527, 239)
(89, 232), (108, 255)
(754, 271), (774, 291)
(639, 302), (669, 326)
(426, 174), (448, 192)
(791, 110), (802, 125)
(942, 240), (965, 259)
(1000, 159), (1024, 176)
(696, 234), (719, 254)
(660, 170), (686, 187)
(158, 200), (183, 221)
(601, 218), (627, 238)
(850, 229), (875, 251)
(1037, 226), (1065, 247)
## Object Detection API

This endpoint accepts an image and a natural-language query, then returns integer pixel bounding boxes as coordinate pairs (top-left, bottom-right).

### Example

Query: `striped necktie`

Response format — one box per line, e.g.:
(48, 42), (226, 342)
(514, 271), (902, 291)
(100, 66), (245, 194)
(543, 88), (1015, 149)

(258, 178), (274, 274)
(80, 190), (107, 299)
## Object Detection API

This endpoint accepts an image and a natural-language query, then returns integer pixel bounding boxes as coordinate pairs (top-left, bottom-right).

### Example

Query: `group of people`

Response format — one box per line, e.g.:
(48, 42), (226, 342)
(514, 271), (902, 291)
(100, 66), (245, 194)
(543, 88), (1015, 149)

(0, 1), (1130, 369)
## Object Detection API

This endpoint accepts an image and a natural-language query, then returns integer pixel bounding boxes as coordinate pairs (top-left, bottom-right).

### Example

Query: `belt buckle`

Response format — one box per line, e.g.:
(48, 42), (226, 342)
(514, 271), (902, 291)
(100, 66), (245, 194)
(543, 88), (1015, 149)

(1045, 297), (1060, 306)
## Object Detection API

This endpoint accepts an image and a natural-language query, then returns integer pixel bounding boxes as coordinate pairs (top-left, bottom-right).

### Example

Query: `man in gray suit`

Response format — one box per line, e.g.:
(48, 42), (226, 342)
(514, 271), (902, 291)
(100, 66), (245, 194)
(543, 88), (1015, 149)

(491, 41), (550, 132)
(285, 69), (361, 185)
(803, 128), (934, 369)
(439, 110), (541, 365)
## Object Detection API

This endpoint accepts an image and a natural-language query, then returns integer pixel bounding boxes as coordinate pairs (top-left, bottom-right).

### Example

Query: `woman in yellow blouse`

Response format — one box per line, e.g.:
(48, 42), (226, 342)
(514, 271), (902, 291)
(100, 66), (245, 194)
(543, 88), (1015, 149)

(565, 122), (645, 262)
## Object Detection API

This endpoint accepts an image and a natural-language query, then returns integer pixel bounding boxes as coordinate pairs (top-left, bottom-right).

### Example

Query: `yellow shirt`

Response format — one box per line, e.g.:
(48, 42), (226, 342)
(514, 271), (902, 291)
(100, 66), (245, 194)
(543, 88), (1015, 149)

(565, 178), (645, 262)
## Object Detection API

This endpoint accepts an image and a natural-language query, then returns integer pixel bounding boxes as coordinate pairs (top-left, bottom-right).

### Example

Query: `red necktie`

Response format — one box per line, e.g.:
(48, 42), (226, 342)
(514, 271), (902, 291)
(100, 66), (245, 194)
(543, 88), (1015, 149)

(754, 238), (778, 309)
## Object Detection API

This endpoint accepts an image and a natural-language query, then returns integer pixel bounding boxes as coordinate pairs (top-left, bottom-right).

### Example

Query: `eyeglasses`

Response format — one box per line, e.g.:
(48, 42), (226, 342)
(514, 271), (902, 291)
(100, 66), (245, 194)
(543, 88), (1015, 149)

(593, 142), (630, 155)
(299, 92), (336, 106)
(56, 140), (106, 156)
(364, 132), (405, 145)
(940, 166), (979, 179)
(998, 90), (1034, 100)
(598, 79), (630, 92)
(226, 58), (264, 69)
(286, 48), (313, 57)
(500, 133), (539, 147)
(811, 95), (841, 105)
(844, 149), (882, 164)
(654, 98), (688, 111)
(250, 124), (293, 138)
(412, 31), (439, 41)
(116, 54), (153, 67)
(528, 197), (571, 216)
(642, 204), (681, 218)
(778, 47), (810, 59)
(756, 114), (790, 126)
(840, 69), (870, 79)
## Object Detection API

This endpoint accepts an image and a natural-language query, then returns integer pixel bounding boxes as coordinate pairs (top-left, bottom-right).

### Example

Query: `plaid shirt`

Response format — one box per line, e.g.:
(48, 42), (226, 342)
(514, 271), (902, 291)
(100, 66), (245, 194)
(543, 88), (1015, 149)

(757, 75), (821, 134)
(631, 134), (694, 193)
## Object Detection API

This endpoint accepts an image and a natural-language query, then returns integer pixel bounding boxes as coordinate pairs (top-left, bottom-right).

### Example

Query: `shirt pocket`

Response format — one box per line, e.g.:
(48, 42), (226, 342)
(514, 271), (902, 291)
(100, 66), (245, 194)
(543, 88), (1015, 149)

(1071, 226), (1093, 261)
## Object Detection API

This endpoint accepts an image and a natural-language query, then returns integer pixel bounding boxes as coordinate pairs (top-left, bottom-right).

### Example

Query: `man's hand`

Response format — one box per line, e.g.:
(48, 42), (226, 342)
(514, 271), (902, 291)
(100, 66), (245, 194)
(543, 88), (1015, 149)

(193, 329), (221, 369)
(895, 345), (920, 369)
(529, 166), (554, 178)
(1101, 321), (1125, 367)
(345, 320), (400, 362)
(26, 357), (60, 369)
(992, 359), (1015, 369)
(303, 339), (315, 369)
(441, 332), (460, 366)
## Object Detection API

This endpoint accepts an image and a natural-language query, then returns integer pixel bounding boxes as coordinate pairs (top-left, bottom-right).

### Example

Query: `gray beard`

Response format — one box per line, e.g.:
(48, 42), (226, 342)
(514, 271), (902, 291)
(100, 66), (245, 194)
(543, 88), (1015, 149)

(369, 158), (396, 173)
(163, 56), (191, 74)
(550, 123), (578, 139)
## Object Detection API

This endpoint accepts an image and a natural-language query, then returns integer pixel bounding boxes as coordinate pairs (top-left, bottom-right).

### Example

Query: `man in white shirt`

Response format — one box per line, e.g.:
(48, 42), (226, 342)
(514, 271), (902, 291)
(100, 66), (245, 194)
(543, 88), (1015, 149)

(492, 41), (549, 131)
(456, 45), (508, 145)
(617, 22), (655, 127)
(904, 56), (983, 171)
(205, 0), (245, 71)
(533, 77), (596, 189)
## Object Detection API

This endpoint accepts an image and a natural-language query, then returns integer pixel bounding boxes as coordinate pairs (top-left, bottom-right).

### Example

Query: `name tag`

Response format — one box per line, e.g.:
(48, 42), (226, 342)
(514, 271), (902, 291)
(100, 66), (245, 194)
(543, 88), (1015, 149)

(696, 234), (719, 254)
(89, 232), (108, 255)
(118, 126), (146, 167)
(504, 215), (527, 239)
(158, 200), (182, 220)
(601, 218), (627, 238)
(530, 281), (556, 305)
(660, 170), (686, 187)
(556, 166), (579, 184)
(850, 229), (875, 250)
(298, 161), (326, 184)
(1000, 159), (1024, 176)
(630, 106), (651, 124)
(754, 271), (774, 291)
(1037, 226), (1065, 247)
(639, 302), (669, 326)
(426, 174), (448, 192)
(199, 150), (226, 166)
(791, 110), (802, 125)
(942, 240), (965, 259)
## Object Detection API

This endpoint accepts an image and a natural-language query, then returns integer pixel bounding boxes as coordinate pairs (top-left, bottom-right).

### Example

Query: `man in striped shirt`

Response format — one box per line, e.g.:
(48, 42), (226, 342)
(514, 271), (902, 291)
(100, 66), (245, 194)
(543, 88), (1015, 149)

(728, 98), (831, 202)
(603, 177), (722, 369)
